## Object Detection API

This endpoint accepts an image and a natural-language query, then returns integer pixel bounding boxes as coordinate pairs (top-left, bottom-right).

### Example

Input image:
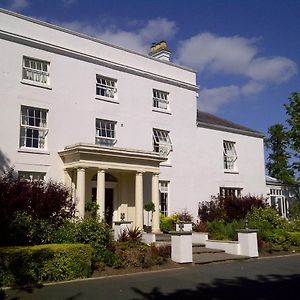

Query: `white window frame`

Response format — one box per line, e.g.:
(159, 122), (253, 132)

(223, 141), (237, 171)
(153, 89), (169, 110)
(220, 187), (242, 199)
(95, 119), (116, 146)
(159, 181), (169, 216)
(20, 106), (48, 150)
(153, 128), (173, 157)
(96, 75), (117, 101)
(18, 171), (46, 182)
(22, 57), (50, 86)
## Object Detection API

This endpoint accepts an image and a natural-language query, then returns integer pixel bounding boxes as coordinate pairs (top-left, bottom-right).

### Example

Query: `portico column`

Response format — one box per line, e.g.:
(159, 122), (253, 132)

(152, 173), (161, 233)
(97, 169), (105, 220)
(76, 168), (86, 218)
(135, 172), (144, 230)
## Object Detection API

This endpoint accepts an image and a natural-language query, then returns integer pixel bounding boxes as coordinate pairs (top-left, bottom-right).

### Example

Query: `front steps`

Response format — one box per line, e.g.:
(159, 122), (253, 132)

(192, 243), (249, 264)
(154, 234), (249, 264)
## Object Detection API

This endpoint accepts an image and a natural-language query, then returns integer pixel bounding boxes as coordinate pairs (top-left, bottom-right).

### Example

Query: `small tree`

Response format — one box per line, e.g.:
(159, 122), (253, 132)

(265, 124), (295, 184)
(144, 202), (155, 231)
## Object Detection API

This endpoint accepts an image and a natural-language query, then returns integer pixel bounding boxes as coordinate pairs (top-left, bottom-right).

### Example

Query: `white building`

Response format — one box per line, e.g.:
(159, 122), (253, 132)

(0, 9), (267, 231)
(266, 176), (299, 218)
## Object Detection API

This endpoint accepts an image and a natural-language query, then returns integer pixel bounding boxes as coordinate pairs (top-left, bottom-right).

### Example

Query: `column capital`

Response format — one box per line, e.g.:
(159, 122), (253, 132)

(136, 171), (144, 176)
(152, 172), (160, 177)
(97, 168), (106, 173)
(77, 167), (86, 172)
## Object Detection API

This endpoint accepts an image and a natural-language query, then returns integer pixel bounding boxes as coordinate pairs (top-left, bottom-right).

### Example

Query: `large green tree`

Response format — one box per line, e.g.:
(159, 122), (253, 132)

(284, 92), (300, 181)
(265, 124), (295, 184)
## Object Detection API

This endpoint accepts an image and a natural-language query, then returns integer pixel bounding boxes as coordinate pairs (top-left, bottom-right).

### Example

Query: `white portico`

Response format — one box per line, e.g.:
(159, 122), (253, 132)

(59, 143), (165, 233)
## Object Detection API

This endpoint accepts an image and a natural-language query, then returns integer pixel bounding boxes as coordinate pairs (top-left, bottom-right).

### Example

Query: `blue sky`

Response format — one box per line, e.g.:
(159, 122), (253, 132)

(1, 0), (299, 135)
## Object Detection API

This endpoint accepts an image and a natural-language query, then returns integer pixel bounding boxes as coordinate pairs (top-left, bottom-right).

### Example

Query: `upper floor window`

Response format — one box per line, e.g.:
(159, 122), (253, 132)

(20, 106), (48, 149)
(96, 75), (117, 99)
(223, 141), (237, 171)
(18, 171), (46, 182)
(95, 119), (116, 146)
(153, 89), (169, 110)
(22, 57), (50, 85)
(153, 129), (172, 157)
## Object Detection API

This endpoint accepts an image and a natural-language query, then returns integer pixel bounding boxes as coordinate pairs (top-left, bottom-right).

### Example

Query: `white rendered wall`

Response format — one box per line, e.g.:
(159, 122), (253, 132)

(0, 10), (266, 220)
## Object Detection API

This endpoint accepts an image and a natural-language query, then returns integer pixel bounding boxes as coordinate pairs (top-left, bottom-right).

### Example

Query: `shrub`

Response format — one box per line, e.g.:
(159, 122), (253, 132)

(74, 216), (114, 267)
(207, 219), (244, 240)
(0, 244), (92, 287)
(51, 220), (77, 244)
(193, 220), (208, 232)
(198, 195), (266, 223)
(0, 170), (75, 246)
(160, 214), (179, 233)
(288, 232), (300, 246)
(286, 217), (300, 232)
(246, 207), (293, 251)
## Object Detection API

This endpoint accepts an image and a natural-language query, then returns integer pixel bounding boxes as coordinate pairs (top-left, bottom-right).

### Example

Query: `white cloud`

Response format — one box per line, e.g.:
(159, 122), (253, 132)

(8, 0), (29, 12)
(199, 85), (240, 113)
(177, 32), (297, 83)
(199, 81), (266, 113)
(56, 18), (177, 54)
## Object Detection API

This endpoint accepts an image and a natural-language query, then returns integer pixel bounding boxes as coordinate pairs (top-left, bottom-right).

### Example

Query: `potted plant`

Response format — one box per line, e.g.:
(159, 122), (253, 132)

(144, 202), (155, 233)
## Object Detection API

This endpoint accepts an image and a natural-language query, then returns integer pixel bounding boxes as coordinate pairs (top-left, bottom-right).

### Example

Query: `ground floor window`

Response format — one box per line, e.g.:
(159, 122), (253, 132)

(220, 187), (242, 198)
(269, 188), (289, 218)
(159, 181), (169, 216)
(18, 171), (46, 182)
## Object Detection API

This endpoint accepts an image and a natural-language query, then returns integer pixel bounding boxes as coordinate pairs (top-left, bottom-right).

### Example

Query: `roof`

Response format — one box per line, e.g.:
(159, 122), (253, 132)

(196, 111), (264, 138)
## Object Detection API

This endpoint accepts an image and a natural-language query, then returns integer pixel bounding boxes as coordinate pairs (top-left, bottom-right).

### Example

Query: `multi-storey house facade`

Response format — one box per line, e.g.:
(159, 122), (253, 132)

(0, 9), (267, 232)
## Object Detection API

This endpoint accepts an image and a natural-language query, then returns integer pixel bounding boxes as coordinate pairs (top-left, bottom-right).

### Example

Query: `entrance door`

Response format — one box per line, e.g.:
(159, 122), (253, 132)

(105, 188), (113, 226)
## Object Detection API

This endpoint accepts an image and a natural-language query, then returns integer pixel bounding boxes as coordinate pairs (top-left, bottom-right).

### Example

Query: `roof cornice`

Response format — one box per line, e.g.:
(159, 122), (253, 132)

(0, 29), (198, 92)
(0, 8), (197, 74)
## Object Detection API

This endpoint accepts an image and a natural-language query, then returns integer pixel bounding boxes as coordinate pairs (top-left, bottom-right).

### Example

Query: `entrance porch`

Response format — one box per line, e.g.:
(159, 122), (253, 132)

(59, 143), (166, 233)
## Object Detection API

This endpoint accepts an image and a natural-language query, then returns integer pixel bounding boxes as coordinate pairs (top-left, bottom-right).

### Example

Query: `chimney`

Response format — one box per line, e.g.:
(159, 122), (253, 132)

(149, 40), (171, 61)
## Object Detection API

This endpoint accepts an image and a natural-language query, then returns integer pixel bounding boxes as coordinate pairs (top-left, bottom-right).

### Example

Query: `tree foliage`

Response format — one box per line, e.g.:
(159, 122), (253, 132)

(265, 124), (295, 184)
(284, 92), (300, 180)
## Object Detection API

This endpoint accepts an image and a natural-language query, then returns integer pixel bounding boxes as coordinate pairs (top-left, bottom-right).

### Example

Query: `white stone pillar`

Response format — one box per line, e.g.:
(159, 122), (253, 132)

(152, 173), (160, 233)
(97, 169), (105, 220)
(135, 172), (144, 230)
(238, 230), (259, 257)
(171, 232), (193, 263)
(63, 169), (71, 188)
(76, 168), (86, 218)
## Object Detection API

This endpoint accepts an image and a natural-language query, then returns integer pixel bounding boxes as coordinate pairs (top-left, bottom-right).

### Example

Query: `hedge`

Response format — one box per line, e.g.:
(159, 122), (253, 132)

(0, 244), (92, 287)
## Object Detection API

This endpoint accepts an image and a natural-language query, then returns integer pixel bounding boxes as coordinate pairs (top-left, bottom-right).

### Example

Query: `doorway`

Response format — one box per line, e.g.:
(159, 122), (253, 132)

(105, 188), (114, 226)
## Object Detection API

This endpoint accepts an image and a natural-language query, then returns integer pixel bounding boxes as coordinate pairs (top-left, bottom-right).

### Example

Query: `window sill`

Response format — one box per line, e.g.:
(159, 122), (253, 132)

(224, 170), (239, 174)
(21, 80), (52, 90)
(152, 108), (172, 115)
(95, 96), (119, 104)
(18, 148), (50, 155)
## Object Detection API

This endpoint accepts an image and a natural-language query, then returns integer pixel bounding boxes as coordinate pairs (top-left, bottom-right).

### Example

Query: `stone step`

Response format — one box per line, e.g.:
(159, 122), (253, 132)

(193, 247), (225, 254)
(193, 252), (249, 264)
(192, 243), (205, 248)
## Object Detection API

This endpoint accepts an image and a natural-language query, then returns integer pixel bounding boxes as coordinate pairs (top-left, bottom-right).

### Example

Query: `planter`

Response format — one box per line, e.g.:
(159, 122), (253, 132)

(144, 225), (152, 233)
(176, 222), (193, 232)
